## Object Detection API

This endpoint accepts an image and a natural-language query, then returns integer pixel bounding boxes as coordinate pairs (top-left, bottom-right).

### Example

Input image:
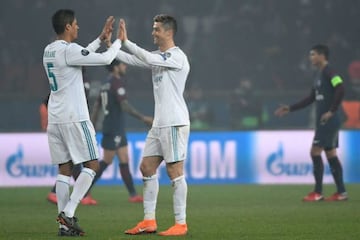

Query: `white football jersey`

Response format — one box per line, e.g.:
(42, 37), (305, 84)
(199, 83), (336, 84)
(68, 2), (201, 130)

(116, 40), (190, 127)
(43, 38), (121, 123)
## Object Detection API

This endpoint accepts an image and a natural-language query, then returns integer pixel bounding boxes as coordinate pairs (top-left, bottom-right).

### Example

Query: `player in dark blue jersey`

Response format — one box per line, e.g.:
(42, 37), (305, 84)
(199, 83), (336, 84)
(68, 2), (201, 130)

(275, 44), (347, 202)
(91, 59), (153, 203)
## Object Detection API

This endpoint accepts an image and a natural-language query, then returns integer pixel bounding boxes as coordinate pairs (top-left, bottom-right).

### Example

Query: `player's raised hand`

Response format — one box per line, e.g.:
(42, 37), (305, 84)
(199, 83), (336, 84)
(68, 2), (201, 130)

(99, 16), (115, 41)
(104, 31), (112, 48)
(274, 104), (290, 117)
(117, 18), (128, 41)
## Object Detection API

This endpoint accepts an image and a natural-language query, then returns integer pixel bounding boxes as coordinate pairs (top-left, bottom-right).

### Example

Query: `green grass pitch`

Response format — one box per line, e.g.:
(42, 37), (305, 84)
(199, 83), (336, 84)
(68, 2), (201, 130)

(0, 184), (359, 240)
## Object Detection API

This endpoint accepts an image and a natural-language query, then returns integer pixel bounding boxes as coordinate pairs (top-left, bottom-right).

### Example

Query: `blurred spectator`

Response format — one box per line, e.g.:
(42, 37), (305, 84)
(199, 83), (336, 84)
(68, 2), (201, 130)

(2, 0), (360, 131)
(342, 60), (360, 128)
(346, 60), (360, 100)
(229, 78), (262, 129)
(186, 84), (213, 130)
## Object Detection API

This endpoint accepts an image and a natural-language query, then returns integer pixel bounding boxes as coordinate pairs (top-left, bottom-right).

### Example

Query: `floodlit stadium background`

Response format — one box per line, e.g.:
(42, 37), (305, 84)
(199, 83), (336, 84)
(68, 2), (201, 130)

(1, 0), (360, 186)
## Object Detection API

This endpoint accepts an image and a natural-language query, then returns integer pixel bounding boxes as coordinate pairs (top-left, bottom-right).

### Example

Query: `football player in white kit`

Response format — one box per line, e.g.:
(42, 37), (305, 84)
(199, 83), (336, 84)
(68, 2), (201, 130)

(116, 15), (190, 236)
(42, 9), (121, 236)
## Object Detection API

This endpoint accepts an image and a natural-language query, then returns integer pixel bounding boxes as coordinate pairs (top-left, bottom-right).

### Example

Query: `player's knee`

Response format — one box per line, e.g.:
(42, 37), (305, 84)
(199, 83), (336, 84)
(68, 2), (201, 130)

(325, 149), (337, 159)
(140, 162), (155, 176)
(58, 161), (73, 176)
(166, 162), (184, 180)
(103, 158), (113, 165)
(117, 154), (129, 164)
(310, 146), (322, 157)
(83, 159), (99, 172)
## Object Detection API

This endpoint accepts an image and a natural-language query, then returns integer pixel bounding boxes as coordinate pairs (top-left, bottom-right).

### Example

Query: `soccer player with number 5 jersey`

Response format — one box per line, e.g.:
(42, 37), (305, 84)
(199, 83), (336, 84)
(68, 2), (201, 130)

(42, 9), (121, 236)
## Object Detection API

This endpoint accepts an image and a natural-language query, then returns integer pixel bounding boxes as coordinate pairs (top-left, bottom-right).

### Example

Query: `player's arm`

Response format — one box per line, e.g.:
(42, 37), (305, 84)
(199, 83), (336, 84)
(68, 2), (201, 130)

(116, 50), (151, 69)
(119, 18), (183, 69)
(274, 88), (315, 117)
(39, 94), (50, 131)
(120, 100), (153, 126)
(329, 75), (345, 113)
(39, 103), (48, 131)
(113, 80), (153, 126)
(123, 40), (183, 69)
(65, 40), (121, 66)
(66, 19), (122, 66)
(320, 75), (345, 124)
(289, 88), (316, 112)
(85, 38), (102, 52)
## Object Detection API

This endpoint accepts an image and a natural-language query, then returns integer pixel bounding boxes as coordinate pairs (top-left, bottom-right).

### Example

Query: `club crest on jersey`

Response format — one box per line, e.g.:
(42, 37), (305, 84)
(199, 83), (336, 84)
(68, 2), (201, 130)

(81, 49), (90, 56)
(160, 52), (171, 60)
(117, 87), (126, 96)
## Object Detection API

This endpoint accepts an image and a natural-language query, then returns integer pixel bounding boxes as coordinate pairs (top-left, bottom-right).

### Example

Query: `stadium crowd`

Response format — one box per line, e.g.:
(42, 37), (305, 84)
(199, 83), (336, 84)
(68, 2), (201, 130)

(1, 0), (360, 130)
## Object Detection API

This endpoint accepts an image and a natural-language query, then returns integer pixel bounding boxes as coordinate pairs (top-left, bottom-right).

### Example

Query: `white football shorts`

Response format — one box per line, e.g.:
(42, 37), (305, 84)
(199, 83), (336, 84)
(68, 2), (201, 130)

(143, 125), (190, 163)
(47, 120), (99, 165)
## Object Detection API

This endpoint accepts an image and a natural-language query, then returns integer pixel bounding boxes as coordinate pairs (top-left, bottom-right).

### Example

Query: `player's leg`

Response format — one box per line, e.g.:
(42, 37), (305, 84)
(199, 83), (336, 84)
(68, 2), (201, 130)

(82, 134), (116, 200)
(71, 164), (97, 205)
(56, 161), (83, 236)
(80, 147), (115, 206)
(158, 126), (189, 236)
(303, 145), (324, 201)
(56, 162), (73, 213)
(62, 160), (98, 218)
(58, 121), (100, 235)
(125, 128), (162, 235)
(318, 126), (347, 201)
(93, 148), (115, 182)
(303, 129), (325, 202)
(117, 142), (143, 202)
(47, 163), (83, 204)
(324, 148), (348, 201)
(91, 133), (119, 185)
(47, 123), (81, 235)
(72, 164), (82, 179)
(124, 156), (162, 235)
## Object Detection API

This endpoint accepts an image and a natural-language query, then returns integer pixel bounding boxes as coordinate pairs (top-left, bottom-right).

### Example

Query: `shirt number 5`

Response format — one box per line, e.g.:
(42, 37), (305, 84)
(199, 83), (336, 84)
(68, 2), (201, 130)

(46, 63), (58, 91)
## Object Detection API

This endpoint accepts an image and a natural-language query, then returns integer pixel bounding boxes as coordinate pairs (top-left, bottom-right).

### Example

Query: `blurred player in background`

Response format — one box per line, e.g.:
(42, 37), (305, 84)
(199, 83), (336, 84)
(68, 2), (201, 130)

(42, 69), (98, 205)
(90, 59), (153, 203)
(43, 9), (121, 236)
(275, 44), (347, 202)
(116, 15), (190, 236)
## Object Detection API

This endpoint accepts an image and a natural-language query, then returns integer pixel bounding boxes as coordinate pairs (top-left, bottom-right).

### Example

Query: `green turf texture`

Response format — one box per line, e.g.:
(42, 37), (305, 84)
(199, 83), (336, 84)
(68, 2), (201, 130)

(0, 184), (359, 240)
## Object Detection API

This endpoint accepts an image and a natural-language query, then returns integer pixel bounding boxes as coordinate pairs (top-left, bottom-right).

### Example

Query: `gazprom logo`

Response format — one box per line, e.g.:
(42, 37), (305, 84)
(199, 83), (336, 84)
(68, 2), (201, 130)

(6, 145), (57, 177)
(266, 143), (313, 176)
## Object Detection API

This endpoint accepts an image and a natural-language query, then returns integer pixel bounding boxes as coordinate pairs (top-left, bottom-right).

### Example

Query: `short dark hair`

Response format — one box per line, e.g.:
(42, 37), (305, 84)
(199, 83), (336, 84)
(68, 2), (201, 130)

(153, 14), (177, 35)
(52, 9), (75, 35)
(311, 44), (330, 60)
(106, 59), (121, 72)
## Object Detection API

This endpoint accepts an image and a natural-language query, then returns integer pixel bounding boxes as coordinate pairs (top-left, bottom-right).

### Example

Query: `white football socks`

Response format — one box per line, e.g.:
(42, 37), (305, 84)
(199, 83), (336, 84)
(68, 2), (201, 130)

(143, 174), (159, 220)
(63, 168), (96, 218)
(56, 174), (70, 214)
(172, 175), (187, 224)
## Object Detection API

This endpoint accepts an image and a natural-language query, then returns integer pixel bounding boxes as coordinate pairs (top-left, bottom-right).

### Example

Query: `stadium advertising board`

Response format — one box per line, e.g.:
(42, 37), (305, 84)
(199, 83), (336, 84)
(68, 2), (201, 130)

(0, 131), (358, 187)
(253, 131), (344, 184)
